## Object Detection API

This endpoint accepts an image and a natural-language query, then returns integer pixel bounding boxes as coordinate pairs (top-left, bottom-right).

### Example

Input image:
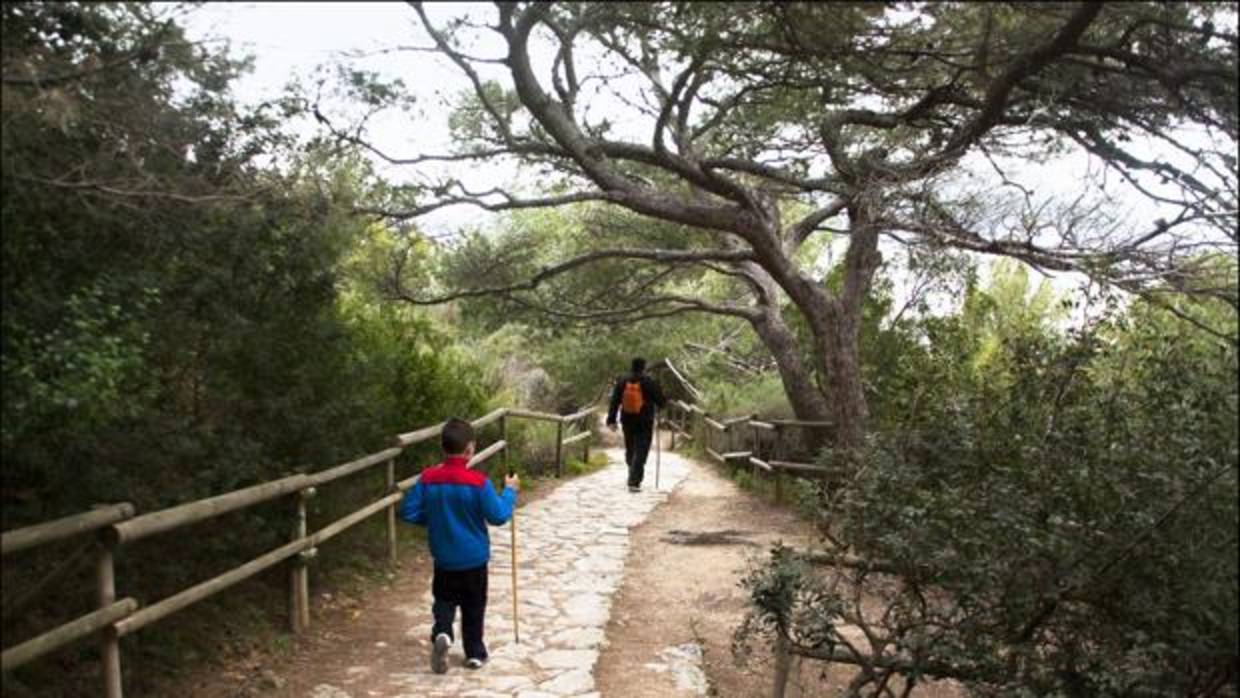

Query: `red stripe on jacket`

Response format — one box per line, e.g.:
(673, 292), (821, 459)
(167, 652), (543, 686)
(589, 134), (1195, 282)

(418, 455), (488, 487)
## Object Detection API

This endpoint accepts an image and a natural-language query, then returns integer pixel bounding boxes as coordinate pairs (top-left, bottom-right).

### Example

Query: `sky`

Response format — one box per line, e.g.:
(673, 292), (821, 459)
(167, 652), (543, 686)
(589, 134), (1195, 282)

(179, 2), (503, 232)
(177, 3), (1234, 321)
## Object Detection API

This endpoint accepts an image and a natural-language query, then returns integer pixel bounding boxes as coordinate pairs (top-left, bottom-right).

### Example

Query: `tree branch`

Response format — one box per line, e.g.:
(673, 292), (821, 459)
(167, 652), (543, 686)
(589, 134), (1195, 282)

(392, 247), (755, 305)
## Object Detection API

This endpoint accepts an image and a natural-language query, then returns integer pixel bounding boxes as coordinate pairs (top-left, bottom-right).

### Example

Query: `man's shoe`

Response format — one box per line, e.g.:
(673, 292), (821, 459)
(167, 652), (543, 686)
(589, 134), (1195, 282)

(628, 485), (641, 492)
(464, 657), (487, 670)
(431, 633), (451, 674)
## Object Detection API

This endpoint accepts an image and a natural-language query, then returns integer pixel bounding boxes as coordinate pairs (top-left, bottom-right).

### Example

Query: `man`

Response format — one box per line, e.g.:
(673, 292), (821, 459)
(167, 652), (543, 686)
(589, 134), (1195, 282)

(399, 417), (520, 673)
(606, 357), (667, 492)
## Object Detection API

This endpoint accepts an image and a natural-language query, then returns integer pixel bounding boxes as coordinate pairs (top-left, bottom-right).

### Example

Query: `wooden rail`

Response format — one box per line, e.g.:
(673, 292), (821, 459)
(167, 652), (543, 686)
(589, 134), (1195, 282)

(109, 475), (312, 545)
(1, 598), (139, 672)
(1, 402), (596, 696)
(561, 430), (591, 446)
(662, 396), (840, 505)
(1, 504), (134, 556)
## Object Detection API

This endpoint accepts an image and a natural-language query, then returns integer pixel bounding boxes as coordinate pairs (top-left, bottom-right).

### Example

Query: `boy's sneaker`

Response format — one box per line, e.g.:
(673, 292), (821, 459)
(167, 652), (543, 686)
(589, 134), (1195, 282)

(464, 657), (487, 670)
(431, 633), (451, 674)
(628, 485), (641, 492)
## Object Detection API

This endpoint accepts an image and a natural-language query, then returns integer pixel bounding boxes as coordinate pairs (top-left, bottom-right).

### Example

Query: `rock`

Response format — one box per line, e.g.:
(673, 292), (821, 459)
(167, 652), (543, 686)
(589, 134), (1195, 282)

(537, 668), (594, 695)
(562, 594), (609, 626)
(482, 675), (535, 692)
(310, 684), (352, 698)
(548, 627), (605, 649)
(642, 644), (709, 695)
(532, 648), (598, 670)
(258, 669), (284, 690)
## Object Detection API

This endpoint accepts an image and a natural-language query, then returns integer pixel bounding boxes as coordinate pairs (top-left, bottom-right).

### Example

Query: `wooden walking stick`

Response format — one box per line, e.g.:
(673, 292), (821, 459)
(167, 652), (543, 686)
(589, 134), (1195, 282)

(509, 470), (519, 644)
(655, 410), (661, 490)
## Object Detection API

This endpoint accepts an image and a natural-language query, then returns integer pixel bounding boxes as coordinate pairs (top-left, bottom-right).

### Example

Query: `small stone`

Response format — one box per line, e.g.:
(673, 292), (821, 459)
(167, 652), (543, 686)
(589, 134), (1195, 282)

(259, 670), (284, 690)
(484, 675), (535, 692)
(310, 684), (351, 698)
(548, 627), (605, 649)
(537, 669), (594, 695)
(532, 648), (598, 670)
(562, 594), (609, 626)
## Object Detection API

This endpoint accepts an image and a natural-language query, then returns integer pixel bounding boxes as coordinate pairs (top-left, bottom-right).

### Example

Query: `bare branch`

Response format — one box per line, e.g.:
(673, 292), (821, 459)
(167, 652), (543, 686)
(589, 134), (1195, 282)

(11, 174), (265, 205)
(356, 188), (609, 220)
(787, 198), (850, 250)
(411, 1), (517, 144)
(392, 247), (755, 305)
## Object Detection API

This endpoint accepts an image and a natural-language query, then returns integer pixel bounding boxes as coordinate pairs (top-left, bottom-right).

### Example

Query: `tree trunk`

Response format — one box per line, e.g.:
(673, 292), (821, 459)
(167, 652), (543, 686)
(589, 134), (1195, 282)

(750, 308), (831, 423)
(770, 204), (881, 455)
(822, 204), (883, 453)
(819, 300), (868, 452)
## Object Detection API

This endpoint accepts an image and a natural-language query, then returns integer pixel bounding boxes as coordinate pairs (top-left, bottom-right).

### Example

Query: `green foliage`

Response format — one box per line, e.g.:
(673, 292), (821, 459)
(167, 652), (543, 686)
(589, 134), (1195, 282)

(430, 204), (731, 407)
(2, 281), (158, 446)
(702, 373), (790, 419)
(743, 280), (1239, 695)
(565, 451), (609, 477)
(0, 5), (493, 696)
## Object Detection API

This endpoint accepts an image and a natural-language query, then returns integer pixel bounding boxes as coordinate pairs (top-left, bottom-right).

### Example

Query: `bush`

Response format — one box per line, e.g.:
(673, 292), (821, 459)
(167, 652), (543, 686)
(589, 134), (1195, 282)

(740, 283), (1239, 696)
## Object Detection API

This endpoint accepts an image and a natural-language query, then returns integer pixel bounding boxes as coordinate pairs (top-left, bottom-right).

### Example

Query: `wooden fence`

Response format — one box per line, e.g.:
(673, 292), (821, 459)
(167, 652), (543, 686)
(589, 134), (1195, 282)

(664, 400), (836, 502)
(0, 405), (597, 697)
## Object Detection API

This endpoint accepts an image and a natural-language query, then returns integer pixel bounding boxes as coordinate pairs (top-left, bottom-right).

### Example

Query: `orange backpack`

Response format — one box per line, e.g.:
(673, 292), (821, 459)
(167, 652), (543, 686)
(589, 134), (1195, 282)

(621, 379), (644, 414)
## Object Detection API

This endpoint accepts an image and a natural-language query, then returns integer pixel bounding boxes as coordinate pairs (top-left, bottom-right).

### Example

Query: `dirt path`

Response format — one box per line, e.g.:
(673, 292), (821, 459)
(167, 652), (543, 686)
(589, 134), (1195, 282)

(595, 433), (962, 698)
(594, 432), (822, 698)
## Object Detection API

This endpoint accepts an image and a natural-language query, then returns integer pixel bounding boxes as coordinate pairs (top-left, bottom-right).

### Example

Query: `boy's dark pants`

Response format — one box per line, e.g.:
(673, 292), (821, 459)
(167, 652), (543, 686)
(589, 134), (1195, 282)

(621, 418), (654, 487)
(431, 564), (488, 660)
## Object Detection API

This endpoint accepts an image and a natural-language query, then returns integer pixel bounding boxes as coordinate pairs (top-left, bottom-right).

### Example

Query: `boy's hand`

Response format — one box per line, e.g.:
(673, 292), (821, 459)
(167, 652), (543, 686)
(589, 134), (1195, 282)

(606, 422), (617, 432)
(504, 473), (520, 491)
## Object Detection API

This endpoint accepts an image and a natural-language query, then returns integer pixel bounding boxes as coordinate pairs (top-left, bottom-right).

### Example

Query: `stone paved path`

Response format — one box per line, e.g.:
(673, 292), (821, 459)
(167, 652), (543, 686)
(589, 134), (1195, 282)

(309, 447), (690, 698)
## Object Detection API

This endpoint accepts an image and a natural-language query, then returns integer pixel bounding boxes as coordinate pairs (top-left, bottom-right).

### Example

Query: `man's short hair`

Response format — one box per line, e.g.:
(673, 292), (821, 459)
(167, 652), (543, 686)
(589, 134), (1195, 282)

(631, 357), (647, 374)
(441, 417), (475, 455)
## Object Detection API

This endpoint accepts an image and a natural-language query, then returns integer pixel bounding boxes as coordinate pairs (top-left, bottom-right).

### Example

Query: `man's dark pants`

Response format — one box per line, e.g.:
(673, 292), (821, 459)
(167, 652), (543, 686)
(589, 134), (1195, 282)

(431, 564), (488, 660)
(621, 417), (654, 487)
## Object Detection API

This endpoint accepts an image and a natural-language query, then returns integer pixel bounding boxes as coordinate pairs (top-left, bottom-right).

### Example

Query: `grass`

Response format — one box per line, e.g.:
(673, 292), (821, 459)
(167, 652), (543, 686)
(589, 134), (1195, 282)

(565, 451), (610, 476)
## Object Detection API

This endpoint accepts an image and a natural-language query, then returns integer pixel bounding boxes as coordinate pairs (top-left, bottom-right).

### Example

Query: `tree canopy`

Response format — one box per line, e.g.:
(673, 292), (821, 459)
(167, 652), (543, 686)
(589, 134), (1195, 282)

(318, 1), (1238, 450)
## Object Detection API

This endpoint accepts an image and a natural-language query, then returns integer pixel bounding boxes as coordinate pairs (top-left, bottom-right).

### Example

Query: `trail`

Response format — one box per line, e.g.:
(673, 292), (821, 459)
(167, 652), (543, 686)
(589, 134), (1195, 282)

(182, 431), (965, 698)
(212, 447), (690, 698)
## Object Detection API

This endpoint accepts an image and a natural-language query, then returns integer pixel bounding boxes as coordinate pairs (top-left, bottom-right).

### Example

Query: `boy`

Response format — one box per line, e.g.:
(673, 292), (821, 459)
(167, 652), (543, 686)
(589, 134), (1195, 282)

(399, 417), (519, 673)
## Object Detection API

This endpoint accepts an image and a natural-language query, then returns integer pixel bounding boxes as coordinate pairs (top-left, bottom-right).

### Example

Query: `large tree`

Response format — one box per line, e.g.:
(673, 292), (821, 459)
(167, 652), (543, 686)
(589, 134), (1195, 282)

(318, 2), (1236, 450)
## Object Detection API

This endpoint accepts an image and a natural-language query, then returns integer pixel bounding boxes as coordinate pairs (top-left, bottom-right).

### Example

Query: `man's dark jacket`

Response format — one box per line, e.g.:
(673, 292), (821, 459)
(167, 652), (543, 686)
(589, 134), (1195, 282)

(606, 372), (667, 429)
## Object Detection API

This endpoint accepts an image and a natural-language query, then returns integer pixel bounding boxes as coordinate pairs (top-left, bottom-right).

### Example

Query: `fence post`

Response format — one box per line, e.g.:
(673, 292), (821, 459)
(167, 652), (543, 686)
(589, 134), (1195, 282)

(500, 414), (509, 473)
(751, 422), (759, 479)
(695, 410), (704, 453)
(554, 420), (564, 478)
(290, 487), (315, 633)
(669, 405), (678, 451)
(581, 417), (590, 463)
(96, 536), (122, 698)
(385, 458), (397, 567)
(774, 425), (785, 503)
(772, 631), (792, 698)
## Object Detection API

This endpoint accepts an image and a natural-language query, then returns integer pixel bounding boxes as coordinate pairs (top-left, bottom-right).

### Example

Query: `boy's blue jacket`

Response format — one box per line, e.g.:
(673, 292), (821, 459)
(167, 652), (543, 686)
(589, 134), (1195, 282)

(399, 455), (516, 571)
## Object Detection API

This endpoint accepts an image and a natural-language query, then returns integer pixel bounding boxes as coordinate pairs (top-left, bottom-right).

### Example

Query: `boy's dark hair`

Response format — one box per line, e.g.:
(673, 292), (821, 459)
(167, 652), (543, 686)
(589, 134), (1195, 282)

(441, 418), (475, 455)
(631, 357), (647, 374)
